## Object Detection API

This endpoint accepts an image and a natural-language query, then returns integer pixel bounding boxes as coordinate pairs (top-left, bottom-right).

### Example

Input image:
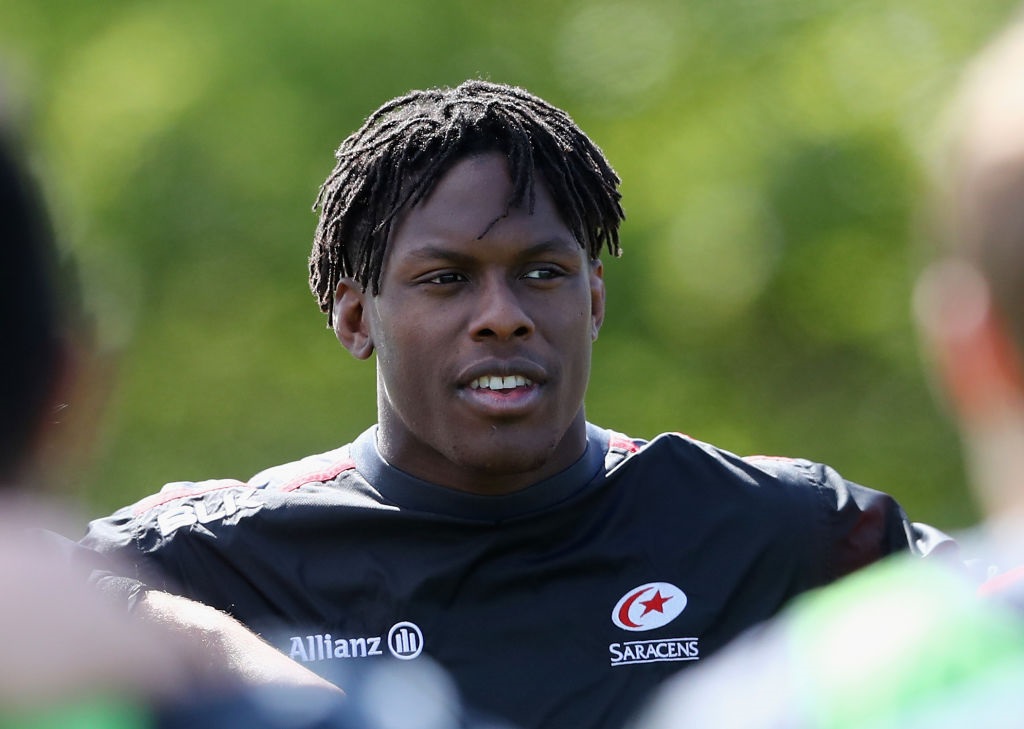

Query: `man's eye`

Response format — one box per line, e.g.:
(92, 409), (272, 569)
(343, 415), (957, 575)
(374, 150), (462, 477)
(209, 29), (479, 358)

(523, 268), (561, 280)
(427, 272), (466, 285)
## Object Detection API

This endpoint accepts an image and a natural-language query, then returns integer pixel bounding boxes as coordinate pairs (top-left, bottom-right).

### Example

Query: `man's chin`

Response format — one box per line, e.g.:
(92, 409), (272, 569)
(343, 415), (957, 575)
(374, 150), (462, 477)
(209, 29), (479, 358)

(445, 428), (579, 488)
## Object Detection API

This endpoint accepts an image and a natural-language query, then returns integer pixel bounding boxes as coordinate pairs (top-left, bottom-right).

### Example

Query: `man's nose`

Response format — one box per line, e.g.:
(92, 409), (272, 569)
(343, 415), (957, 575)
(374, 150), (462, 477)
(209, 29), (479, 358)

(470, 277), (534, 341)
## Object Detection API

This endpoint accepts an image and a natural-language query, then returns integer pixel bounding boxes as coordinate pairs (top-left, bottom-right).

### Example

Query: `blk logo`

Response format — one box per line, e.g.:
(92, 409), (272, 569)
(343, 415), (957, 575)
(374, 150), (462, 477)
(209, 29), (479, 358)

(612, 582), (687, 632)
(387, 621), (424, 660)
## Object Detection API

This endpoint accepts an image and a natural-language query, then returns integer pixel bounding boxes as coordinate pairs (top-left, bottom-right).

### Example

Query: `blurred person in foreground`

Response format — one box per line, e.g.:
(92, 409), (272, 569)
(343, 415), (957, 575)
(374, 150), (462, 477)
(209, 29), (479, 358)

(630, 13), (1024, 729)
(0, 102), (375, 728)
(0, 114), (193, 726)
(80, 80), (956, 729)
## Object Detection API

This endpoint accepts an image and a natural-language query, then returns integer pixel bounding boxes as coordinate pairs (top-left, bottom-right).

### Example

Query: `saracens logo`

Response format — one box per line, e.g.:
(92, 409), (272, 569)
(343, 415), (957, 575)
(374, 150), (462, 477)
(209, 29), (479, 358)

(612, 582), (687, 632)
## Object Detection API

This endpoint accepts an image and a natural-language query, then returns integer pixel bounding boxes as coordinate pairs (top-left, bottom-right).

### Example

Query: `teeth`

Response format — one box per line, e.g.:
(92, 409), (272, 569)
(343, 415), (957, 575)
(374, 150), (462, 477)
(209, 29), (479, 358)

(469, 375), (534, 391)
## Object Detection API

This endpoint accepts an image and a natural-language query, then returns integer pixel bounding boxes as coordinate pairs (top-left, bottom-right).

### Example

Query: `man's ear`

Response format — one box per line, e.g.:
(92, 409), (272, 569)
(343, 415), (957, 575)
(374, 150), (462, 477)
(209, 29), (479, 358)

(589, 259), (606, 341)
(19, 334), (113, 492)
(332, 278), (374, 360)
(915, 261), (1024, 420)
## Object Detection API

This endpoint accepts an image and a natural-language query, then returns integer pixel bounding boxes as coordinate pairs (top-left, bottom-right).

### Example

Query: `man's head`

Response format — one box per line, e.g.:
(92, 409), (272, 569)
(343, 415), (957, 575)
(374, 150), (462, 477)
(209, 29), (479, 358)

(0, 132), (69, 485)
(916, 16), (1024, 522)
(309, 80), (624, 322)
(309, 81), (624, 494)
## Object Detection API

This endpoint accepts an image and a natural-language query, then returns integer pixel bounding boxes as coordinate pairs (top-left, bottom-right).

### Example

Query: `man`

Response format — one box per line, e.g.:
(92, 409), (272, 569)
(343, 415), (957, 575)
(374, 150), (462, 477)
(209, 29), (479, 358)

(0, 95), (379, 728)
(0, 119), (190, 723)
(82, 80), (951, 729)
(630, 14), (1024, 729)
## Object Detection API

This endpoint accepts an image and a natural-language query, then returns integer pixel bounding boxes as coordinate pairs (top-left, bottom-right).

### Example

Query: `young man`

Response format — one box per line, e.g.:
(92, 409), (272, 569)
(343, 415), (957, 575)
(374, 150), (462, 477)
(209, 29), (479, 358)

(1, 98), (369, 729)
(631, 14), (1024, 729)
(0, 123), (186, 723)
(82, 80), (952, 729)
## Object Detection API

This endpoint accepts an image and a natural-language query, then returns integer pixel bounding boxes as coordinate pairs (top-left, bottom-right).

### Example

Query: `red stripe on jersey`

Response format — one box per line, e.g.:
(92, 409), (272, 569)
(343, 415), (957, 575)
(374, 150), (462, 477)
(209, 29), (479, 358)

(608, 433), (640, 453)
(279, 458), (357, 492)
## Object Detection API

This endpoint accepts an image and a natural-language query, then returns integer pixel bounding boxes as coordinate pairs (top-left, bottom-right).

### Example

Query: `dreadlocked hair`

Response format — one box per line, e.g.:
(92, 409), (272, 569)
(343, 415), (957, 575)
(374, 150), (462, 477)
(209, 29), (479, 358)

(309, 79), (624, 325)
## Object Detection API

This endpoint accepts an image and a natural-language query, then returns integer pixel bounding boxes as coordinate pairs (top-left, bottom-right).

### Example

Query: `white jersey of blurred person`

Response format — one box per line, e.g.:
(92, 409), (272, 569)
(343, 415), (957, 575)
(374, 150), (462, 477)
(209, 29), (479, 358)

(629, 11), (1024, 729)
(0, 106), (498, 729)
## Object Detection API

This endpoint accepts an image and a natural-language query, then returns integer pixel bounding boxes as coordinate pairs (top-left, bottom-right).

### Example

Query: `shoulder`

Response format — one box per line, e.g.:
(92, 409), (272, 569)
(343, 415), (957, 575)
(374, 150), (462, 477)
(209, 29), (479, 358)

(144, 444), (357, 511)
(81, 444), (362, 552)
(604, 428), (838, 497)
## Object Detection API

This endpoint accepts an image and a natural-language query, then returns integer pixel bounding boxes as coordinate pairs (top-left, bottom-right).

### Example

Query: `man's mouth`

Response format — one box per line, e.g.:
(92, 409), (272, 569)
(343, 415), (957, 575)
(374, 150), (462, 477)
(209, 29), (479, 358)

(468, 375), (535, 391)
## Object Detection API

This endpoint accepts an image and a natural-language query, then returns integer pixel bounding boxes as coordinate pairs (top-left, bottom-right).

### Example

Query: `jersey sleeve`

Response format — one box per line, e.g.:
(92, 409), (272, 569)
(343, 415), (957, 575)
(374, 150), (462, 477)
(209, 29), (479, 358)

(750, 456), (957, 583)
(79, 482), (227, 606)
(78, 451), (350, 614)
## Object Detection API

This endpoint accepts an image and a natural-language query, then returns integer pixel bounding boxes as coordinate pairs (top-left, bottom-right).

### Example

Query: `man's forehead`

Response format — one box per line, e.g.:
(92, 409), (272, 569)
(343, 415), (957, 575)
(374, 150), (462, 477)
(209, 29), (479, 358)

(391, 153), (553, 227)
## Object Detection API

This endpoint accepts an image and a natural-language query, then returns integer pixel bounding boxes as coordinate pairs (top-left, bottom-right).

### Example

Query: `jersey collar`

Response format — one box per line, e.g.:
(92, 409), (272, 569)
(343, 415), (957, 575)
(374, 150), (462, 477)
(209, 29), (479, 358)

(351, 423), (611, 521)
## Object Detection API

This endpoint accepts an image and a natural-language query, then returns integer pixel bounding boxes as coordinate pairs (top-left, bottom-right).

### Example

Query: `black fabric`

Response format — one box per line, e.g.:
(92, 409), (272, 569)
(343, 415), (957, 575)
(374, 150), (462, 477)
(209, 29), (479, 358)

(80, 424), (951, 729)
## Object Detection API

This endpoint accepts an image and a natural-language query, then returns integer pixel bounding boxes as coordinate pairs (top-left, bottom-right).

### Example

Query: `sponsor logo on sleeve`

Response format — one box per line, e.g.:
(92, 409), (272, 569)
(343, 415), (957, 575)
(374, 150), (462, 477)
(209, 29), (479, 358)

(288, 621), (424, 663)
(609, 582), (700, 666)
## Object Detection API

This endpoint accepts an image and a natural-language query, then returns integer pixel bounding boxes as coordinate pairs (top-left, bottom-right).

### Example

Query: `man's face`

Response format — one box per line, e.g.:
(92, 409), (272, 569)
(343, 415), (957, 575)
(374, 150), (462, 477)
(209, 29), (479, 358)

(336, 152), (605, 495)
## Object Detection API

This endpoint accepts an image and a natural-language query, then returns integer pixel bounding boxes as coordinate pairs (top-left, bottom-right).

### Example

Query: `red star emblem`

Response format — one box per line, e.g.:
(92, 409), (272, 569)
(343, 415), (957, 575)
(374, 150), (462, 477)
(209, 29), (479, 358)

(639, 589), (672, 616)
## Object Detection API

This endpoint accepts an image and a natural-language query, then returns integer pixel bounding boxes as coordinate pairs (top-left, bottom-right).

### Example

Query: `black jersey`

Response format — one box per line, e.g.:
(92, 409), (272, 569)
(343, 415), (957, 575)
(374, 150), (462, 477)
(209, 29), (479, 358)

(81, 424), (950, 729)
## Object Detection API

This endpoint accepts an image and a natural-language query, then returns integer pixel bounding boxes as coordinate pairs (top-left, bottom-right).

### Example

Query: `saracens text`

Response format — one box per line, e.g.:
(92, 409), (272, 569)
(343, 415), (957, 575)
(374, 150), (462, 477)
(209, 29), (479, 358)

(609, 637), (700, 667)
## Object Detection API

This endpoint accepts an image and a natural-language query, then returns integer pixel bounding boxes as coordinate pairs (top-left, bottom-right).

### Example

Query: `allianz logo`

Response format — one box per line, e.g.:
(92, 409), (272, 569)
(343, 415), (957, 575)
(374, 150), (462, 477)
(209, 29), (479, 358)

(289, 621), (424, 662)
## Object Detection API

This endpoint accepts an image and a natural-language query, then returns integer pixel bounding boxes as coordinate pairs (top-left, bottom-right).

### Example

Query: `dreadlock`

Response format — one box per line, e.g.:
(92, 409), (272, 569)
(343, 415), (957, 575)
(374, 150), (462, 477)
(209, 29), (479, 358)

(309, 79), (624, 325)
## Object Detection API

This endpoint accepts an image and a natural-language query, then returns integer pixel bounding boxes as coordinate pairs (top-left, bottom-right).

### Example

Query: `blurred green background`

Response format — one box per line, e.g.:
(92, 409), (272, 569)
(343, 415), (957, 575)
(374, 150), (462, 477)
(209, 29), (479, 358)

(1, 0), (1019, 530)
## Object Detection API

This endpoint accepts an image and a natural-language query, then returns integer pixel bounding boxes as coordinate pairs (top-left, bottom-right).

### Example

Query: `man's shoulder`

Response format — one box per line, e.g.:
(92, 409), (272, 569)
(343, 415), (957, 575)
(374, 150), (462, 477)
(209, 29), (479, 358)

(136, 444), (356, 509)
(600, 426), (831, 492)
(82, 441), (370, 551)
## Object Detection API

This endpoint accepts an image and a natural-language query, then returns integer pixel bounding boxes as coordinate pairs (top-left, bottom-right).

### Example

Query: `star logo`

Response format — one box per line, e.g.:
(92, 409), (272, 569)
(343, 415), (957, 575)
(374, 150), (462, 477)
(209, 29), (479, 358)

(611, 582), (687, 632)
(639, 590), (672, 616)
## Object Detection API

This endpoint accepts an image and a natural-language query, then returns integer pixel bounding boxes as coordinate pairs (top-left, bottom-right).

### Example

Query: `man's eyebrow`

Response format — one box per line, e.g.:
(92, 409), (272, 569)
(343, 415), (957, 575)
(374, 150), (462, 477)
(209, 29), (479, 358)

(402, 246), (476, 264)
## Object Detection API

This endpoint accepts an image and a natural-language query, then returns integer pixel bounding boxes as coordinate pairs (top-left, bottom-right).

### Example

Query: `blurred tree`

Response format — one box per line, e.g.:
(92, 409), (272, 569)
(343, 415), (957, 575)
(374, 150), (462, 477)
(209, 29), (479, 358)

(0, 0), (1017, 530)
